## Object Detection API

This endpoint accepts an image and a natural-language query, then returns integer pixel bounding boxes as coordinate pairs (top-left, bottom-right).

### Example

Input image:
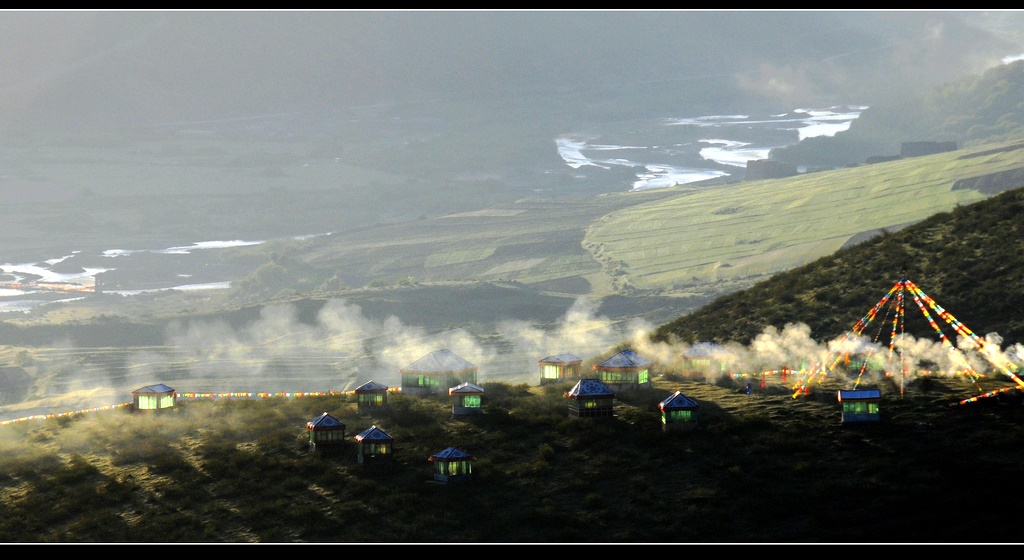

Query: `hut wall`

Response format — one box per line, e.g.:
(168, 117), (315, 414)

(309, 427), (346, 446)
(540, 364), (562, 384)
(841, 400), (880, 423)
(357, 392), (387, 409)
(453, 394), (483, 415)
(434, 459), (474, 483)
(402, 371), (477, 394)
(569, 397), (614, 418)
(595, 368), (651, 389)
(661, 409), (698, 432)
(357, 441), (394, 464)
(540, 362), (582, 384)
(135, 393), (175, 410)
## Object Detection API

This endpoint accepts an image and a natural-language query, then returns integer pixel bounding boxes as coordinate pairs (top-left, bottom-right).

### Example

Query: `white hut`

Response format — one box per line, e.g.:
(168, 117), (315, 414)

(400, 349), (478, 395)
(538, 353), (582, 385)
(131, 384), (176, 412)
(593, 349), (653, 390)
(449, 381), (485, 415)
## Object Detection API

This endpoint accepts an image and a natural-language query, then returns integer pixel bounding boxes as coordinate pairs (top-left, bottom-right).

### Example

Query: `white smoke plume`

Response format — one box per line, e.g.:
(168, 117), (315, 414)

(7, 295), (1024, 423)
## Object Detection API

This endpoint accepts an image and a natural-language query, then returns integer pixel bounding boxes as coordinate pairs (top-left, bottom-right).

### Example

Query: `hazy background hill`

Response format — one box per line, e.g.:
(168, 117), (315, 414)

(6, 11), (1024, 417)
(772, 58), (1024, 167)
(2, 10), (1022, 211)
(1, 10), (1021, 250)
(5, 11), (1018, 130)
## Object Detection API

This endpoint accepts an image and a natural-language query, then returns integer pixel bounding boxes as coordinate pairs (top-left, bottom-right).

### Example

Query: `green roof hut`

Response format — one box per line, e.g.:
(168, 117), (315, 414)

(838, 388), (882, 424)
(593, 349), (653, 390)
(354, 425), (395, 464)
(449, 381), (485, 415)
(429, 447), (477, 484)
(354, 380), (389, 413)
(400, 349), (478, 395)
(131, 383), (176, 412)
(565, 378), (615, 418)
(659, 391), (700, 432)
(306, 412), (346, 453)
(538, 353), (582, 385)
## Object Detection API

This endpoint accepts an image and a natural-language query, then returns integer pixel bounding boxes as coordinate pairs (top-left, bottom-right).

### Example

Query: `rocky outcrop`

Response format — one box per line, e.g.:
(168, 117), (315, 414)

(951, 168), (1024, 195)
(900, 141), (957, 158)
(745, 159), (798, 180)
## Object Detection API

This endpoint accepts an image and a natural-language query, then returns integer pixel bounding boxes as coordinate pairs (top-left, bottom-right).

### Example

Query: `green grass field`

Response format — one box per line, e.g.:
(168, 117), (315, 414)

(583, 140), (1024, 297)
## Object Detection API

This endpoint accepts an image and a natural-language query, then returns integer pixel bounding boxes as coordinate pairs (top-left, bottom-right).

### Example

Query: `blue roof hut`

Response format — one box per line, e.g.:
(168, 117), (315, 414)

(306, 412), (346, 453)
(131, 383), (176, 412)
(565, 378), (615, 418)
(354, 425), (395, 464)
(838, 388), (882, 424)
(593, 349), (653, 390)
(659, 391), (700, 432)
(354, 380), (390, 413)
(400, 349), (478, 395)
(449, 381), (485, 415)
(429, 447), (477, 484)
(538, 353), (582, 385)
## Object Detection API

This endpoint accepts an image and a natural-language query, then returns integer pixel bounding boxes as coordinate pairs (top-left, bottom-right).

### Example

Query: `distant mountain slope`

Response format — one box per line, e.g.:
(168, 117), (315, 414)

(175, 138), (1024, 331)
(772, 58), (1024, 168)
(583, 139), (1024, 302)
(2, 11), (1018, 134)
(651, 184), (1024, 346)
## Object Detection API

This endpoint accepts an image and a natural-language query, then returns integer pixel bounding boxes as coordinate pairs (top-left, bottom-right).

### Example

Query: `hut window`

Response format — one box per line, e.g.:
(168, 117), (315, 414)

(159, 394), (175, 408)
(421, 376), (440, 388)
(463, 395), (481, 408)
(402, 374), (440, 388)
(638, 369), (649, 384)
(364, 443), (390, 455)
(359, 394), (383, 405)
(668, 410), (693, 422)
(312, 430), (344, 443)
(403, 376), (440, 391)
(542, 365), (560, 380)
(842, 401), (878, 415)
(137, 395), (158, 410)
(449, 460), (471, 476)
(583, 400), (597, 409)
(600, 371), (624, 383)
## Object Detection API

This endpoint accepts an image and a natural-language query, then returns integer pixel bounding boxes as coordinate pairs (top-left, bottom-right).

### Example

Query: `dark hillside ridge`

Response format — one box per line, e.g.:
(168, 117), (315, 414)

(652, 185), (1024, 346)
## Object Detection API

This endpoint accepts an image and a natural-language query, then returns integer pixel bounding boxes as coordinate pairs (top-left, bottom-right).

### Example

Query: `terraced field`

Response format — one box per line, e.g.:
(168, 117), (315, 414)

(583, 140), (1024, 297)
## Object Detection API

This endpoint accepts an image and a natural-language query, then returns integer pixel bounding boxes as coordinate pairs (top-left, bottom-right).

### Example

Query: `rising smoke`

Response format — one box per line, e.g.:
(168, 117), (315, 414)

(4, 295), (1024, 422)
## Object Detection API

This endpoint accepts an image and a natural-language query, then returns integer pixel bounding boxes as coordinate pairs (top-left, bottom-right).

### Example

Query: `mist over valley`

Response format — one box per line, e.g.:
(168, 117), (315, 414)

(3, 10), (1024, 425)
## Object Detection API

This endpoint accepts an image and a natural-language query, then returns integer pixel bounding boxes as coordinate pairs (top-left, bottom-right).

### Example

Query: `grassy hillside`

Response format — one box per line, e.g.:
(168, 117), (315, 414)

(583, 140), (1024, 300)
(2, 374), (1023, 543)
(651, 183), (1024, 347)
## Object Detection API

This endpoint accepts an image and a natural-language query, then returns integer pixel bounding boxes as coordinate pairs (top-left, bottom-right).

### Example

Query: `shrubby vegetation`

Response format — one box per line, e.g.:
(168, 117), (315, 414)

(1, 374), (1023, 543)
